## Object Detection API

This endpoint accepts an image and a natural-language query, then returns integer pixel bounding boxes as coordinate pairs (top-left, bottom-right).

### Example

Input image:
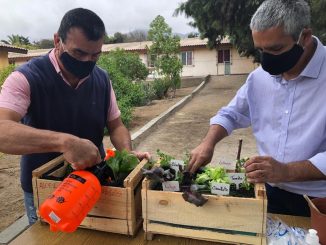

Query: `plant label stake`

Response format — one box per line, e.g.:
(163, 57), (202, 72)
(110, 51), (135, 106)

(210, 183), (230, 195)
(169, 159), (184, 174)
(162, 181), (180, 192)
(228, 173), (245, 189)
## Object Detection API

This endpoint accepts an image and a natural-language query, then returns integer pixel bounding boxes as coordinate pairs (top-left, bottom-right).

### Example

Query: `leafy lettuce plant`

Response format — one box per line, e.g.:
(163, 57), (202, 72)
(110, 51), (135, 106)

(105, 149), (139, 182)
(195, 166), (230, 188)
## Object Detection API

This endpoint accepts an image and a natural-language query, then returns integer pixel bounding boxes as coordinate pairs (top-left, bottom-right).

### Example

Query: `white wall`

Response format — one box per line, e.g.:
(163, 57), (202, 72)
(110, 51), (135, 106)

(139, 53), (147, 66)
(181, 47), (217, 77)
(135, 46), (259, 78)
(217, 48), (258, 75)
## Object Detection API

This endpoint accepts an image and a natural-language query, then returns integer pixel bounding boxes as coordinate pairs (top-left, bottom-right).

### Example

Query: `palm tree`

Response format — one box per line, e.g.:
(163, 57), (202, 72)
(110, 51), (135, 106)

(1, 34), (31, 47)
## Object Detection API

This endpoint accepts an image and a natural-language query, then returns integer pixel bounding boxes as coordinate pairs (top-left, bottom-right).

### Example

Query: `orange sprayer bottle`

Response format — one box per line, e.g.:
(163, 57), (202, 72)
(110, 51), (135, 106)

(39, 161), (113, 232)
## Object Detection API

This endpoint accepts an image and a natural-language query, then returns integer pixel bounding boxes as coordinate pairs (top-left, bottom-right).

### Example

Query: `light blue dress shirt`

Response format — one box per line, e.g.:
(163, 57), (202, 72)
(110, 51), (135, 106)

(211, 37), (326, 197)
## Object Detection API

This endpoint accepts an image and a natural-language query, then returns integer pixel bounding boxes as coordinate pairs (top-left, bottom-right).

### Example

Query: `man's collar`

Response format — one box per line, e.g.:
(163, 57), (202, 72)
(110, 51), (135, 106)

(48, 48), (90, 88)
(300, 36), (326, 79)
(49, 49), (61, 74)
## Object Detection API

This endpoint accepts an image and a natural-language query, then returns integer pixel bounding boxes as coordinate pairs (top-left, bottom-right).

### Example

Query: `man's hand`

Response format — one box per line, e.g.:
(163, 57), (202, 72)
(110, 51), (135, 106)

(186, 124), (227, 173)
(244, 156), (288, 183)
(131, 150), (151, 161)
(62, 136), (102, 170)
(187, 142), (215, 173)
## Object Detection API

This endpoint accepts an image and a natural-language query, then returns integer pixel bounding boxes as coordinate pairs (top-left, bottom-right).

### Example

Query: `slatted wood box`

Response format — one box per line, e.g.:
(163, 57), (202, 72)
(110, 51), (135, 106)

(142, 178), (267, 245)
(32, 155), (147, 235)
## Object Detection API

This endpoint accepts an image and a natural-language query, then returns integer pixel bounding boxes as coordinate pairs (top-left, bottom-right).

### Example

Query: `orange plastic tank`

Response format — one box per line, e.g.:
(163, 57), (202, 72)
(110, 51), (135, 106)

(39, 170), (101, 232)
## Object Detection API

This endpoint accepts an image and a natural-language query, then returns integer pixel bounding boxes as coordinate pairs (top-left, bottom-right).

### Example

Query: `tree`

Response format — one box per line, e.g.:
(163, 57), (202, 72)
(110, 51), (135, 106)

(104, 30), (148, 44)
(148, 15), (183, 97)
(175, 1), (260, 58)
(33, 39), (54, 49)
(1, 34), (33, 49)
(97, 49), (151, 126)
(104, 32), (127, 44)
(187, 32), (200, 38)
(104, 35), (116, 44)
(113, 32), (126, 43)
(175, 0), (326, 60)
(309, 0), (326, 42)
(125, 29), (148, 42)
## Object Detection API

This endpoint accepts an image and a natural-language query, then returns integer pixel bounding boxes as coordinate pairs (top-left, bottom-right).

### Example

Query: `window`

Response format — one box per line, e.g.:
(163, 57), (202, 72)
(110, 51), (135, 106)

(181, 51), (193, 66)
(218, 49), (230, 63)
(147, 54), (156, 67)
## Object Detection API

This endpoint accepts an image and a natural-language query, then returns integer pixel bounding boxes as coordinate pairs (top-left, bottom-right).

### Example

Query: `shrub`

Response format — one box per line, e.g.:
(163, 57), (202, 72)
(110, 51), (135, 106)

(0, 64), (15, 88)
(99, 49), (148, 82)
(139, 82), (156, 105)
(117, 97), (133, 127)
(97, 49), (150, 126)
(129, 82), (157, 106)
(153, 78), (170, 99)
(108, 49), (148, 81)
(128, 82), (145, 106)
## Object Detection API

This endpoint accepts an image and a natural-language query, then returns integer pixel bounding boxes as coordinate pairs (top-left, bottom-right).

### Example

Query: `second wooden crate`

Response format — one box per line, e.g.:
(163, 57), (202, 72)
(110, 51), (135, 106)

(142, 178), (267, 244)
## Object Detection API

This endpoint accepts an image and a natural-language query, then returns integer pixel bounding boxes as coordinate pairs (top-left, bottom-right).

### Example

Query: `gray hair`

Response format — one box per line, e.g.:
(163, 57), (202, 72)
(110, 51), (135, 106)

(250, 0), (311, 40)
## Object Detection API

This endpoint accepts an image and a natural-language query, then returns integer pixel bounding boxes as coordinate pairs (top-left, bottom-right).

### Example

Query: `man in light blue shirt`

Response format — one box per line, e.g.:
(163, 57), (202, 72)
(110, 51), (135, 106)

(188, 0), (326, 216)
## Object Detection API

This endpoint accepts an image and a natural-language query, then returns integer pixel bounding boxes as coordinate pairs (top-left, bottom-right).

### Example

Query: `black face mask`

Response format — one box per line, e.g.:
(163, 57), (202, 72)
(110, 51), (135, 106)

(60, 52), (96, 79)
(261, 44), (304, 75)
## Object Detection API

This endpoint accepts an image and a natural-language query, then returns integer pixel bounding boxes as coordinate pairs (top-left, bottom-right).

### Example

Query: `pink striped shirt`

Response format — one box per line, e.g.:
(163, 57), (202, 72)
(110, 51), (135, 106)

(0, 49), (121, 121)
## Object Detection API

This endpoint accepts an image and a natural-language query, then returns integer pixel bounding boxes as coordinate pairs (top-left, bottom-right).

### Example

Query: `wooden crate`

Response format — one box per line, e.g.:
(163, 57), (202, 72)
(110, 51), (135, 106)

(142, 178), (267, 245)
(32, 155), (147, 235)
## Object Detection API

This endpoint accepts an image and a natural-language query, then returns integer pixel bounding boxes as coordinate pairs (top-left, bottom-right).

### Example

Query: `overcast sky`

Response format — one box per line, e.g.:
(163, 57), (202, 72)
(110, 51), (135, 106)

(0, 0), (197, 42)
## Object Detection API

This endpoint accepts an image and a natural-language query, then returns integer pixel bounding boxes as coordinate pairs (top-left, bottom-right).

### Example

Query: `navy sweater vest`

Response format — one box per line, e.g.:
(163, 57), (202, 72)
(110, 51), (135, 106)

(17, 54), (110, 192)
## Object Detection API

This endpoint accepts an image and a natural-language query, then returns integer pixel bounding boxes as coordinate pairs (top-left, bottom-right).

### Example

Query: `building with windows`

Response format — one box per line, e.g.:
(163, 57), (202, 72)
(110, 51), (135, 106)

(8, 37), (258, 76)
(179, 37), (258, 76)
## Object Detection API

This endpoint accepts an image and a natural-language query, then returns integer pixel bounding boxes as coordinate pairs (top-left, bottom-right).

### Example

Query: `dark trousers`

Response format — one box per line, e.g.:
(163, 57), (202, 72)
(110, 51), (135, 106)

(265, 184), (311, 217)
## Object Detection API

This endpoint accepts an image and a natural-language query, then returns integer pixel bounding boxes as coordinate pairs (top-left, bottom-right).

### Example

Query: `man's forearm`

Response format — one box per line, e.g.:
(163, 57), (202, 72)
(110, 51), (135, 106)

(109, 125), (132, 151)
(285, 160), (326, 182)
(202, 124), (228, 146)
(0, 119), (71, 154)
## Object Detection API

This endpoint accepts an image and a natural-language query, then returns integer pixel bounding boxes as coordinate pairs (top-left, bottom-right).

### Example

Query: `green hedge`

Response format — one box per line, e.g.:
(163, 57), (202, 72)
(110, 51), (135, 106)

(98, 49), (151, 127)
(0, 64), (15, 88)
